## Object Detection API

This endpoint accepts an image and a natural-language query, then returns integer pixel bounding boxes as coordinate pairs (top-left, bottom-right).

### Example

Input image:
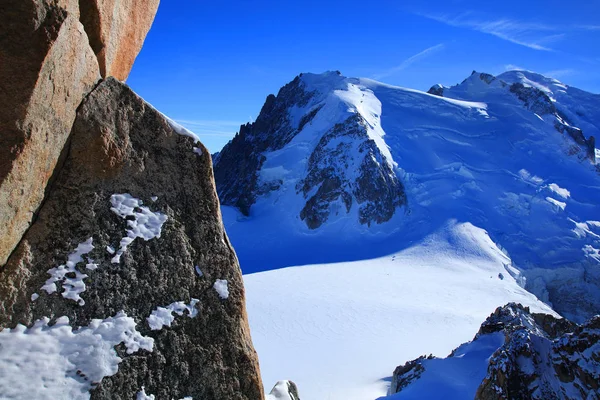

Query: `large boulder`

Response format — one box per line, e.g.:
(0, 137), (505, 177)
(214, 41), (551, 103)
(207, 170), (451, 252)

(0, 0), (101, 266)
(0, 0), (161, 267)
(0, 78), (264, 400)
(79, 0), (161, 80)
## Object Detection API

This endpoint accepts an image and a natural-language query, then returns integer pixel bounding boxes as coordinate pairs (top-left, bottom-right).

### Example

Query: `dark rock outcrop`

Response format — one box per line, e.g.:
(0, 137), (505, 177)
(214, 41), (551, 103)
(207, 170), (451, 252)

(298, 114), (406, 229)
(476, 305), (599, 400)
(478, 72), (496, 85)
(213, 75), (315, 216)
(509, 82), (595, 162)
(0, 78), (264, 399)
(214, 73), (406, 229)
(388, 304), (600, 400)
(509, 83), (557, 116)
(267, 380), (301, 400)
(427, 84), (444, 96)
(388, 355), (430, 395)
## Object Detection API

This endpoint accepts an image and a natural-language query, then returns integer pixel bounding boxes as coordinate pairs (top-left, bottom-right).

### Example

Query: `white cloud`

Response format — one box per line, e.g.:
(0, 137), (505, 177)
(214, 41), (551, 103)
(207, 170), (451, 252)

(421, 12), (561, 51)
(373, 43), (445, 80)
(543, 69), (576, 79)
(504, 64), (526, 71)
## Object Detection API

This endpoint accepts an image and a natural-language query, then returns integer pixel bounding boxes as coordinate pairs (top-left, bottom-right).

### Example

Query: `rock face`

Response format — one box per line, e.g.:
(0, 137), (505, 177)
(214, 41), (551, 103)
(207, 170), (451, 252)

(297, 114), (405, 229)
(214, 72), (407, 229)
(508, 81), (590, 150)
(0, 0), (159, 267)
(477, 305), (599, 400)
(0, 0), (101, 266)
(79, 0), (160, 80)
(213, 76), (315, 216)
(0, 78), (264, 399)
(388, 303), (600, 400)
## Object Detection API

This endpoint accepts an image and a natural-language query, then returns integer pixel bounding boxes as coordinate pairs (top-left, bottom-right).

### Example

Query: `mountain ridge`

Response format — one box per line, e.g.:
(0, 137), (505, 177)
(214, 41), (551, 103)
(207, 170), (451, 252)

(214, 69), (600, 323)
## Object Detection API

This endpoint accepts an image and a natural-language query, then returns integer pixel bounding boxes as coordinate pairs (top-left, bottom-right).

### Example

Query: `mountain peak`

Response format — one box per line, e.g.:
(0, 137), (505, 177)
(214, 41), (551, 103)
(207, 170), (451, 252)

(214, 69), (600, 322)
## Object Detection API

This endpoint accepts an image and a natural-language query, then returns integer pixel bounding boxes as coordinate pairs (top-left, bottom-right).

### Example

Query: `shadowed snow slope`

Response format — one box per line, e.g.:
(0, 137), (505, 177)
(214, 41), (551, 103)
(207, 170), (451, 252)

(244, 221), (557, 400)
(219, 70), (600, 322)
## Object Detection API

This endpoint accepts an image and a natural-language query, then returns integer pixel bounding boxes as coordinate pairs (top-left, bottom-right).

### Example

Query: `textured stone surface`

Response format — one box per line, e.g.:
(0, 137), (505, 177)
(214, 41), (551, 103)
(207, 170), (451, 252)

(0, 0), (101, 266)
(79, 0), (160, 80)
(0, 78), (264, 399)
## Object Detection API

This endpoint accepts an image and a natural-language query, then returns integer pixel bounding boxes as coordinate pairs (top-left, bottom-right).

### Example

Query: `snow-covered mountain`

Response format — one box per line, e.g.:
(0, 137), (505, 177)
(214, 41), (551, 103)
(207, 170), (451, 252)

(214, 69), (600, 323)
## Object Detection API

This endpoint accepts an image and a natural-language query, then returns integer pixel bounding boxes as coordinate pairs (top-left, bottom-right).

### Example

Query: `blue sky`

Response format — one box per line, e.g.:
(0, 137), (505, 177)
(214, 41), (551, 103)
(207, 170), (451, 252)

(128, 0), (600, 152)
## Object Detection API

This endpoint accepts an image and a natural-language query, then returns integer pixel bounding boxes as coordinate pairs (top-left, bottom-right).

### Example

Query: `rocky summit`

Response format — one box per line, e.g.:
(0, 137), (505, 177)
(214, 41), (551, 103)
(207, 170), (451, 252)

(0, 1), (263, 399)
(214, 71), (407, 229)
(386, 303), (600, 400)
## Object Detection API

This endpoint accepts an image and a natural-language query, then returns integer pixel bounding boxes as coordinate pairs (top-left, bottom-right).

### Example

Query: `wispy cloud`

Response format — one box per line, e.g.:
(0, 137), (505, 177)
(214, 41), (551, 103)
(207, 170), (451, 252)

(421, 12), (562, 51)
(175, 119), (243, 137)
(543, 69), (576, 79)
(504, 64), (525, 71)
(373, 43), (445, 80)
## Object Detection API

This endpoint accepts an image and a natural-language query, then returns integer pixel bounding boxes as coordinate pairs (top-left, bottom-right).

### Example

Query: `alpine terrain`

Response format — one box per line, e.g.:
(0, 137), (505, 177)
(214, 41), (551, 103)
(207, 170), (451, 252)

(213, 70), (600, 399)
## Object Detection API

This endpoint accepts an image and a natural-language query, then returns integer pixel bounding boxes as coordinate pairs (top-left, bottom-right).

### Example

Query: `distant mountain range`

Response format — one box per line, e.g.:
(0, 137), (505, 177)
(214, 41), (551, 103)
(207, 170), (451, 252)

(214, 69), (600, 324)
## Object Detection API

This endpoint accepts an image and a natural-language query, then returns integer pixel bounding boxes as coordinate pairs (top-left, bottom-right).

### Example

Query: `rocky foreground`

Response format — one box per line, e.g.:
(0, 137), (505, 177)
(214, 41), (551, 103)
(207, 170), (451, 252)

(0, 1), (263, 398)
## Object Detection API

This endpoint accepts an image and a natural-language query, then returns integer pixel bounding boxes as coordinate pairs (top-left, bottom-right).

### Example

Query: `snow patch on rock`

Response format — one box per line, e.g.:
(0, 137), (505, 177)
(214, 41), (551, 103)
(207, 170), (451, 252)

(213, 279), (229, 300)
(41, 237), (94, 305)
(0, 312), (153, 399)
(146, 299), (199, 330)
(110, 194), (168, 263)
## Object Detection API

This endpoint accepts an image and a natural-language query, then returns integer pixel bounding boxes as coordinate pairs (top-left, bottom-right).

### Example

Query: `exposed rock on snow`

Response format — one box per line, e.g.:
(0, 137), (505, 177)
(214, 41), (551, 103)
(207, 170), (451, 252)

(214, 71), (406, 228)
(267, 380), (301, 400)
(427, 83), (444, 96)
(385, 303), (600, 400)
(477, 305), (600, 400)
(298, 114), (405, 228)
(0, 78), (263, 399)
(214, 75), (316, 215)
